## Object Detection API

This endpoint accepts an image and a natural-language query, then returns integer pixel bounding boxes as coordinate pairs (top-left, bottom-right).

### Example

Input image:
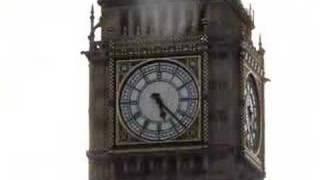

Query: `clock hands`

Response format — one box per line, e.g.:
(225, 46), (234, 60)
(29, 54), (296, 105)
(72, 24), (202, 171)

(150, 93), (167, 121)
(150, 93), (186, 128)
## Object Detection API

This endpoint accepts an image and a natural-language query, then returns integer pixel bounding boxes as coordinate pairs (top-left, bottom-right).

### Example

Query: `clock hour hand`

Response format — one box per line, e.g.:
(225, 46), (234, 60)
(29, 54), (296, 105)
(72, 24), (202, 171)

(151, 94), (186, 128)
(151, 93), (166, 120)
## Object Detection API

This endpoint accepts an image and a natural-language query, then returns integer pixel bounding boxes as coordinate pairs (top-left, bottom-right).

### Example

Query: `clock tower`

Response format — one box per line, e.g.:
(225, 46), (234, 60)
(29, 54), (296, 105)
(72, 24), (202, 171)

(82, 0), (267, 180)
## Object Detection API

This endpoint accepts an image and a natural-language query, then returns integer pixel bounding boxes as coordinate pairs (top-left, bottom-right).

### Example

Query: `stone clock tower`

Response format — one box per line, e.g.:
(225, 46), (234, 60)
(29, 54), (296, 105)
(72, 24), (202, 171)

(82, 0), (267, 180)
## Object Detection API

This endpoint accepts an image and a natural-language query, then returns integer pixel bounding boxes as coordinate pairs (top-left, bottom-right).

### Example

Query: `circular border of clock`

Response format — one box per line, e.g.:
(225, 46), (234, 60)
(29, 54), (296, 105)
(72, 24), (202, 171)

(117, 59), (201, 142)
(243, 74), (262, 154)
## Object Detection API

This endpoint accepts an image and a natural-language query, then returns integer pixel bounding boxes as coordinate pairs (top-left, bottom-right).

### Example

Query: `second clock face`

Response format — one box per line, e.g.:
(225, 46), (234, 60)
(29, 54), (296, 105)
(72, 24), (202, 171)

(118, 60), (200, 142)
(244, 75), (261, 153)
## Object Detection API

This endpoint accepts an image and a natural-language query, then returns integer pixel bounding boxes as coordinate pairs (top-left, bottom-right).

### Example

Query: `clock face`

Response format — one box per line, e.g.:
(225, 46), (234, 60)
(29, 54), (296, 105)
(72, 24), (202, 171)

(244, 75), (261, 152)
(118, 60), (200, 142)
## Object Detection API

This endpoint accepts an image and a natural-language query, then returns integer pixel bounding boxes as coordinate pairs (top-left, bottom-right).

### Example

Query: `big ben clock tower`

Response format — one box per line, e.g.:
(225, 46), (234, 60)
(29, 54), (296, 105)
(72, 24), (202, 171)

(82, 0), (267, 180)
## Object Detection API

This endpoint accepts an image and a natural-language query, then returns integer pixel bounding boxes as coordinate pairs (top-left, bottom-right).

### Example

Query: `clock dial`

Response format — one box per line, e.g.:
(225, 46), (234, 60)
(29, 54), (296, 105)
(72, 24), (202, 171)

(118, 60), (200, 142)
(244, 75), (260, 152)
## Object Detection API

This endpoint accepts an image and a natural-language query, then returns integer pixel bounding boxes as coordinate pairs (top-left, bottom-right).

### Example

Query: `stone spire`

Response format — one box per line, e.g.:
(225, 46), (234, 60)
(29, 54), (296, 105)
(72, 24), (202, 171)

(258, 34), (265, 56)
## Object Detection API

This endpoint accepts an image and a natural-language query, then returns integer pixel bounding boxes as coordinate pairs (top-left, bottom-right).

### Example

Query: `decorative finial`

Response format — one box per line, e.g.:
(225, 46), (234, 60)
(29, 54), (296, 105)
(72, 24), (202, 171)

(252, 9), (255, 23)
(200, 18), (208, 43)
(91, 4), (94, 14)
(259, 34), (262, 48)
(82, 4), (100, 58)
(89, 4), (95, 51)
(258, 34), (265, 56)
(90, 4), (95, 30)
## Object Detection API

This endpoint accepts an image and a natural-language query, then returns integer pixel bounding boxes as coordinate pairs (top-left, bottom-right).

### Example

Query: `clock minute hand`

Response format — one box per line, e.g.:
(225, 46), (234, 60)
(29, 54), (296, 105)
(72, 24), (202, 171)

(159, 100), (187, 128)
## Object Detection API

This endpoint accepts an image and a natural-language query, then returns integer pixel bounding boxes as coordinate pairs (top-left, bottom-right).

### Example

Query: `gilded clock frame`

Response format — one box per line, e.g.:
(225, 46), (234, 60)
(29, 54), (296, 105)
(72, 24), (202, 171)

(116, 58), (201, 143)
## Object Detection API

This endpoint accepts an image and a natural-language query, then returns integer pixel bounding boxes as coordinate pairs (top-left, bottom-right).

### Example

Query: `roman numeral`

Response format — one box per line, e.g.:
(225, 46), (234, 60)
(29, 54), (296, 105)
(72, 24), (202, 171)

(157, 63), (162, 80)
(140, 119), (150, 135)
(177, 109), (192, 119)
(139, 70), (152, 84)
(157, 122), (161, 139)
(177, 80), (192, 90)
(179, 97), (198, 102)
(120, 101), (138, 105)
(170, 66), (179, 81)
(127, 84), (142, 92)
(167, 118), (178, 132)
(157, 72), (161, 80)
(132, 111), (142, 120)
(142, 120), (150, 129)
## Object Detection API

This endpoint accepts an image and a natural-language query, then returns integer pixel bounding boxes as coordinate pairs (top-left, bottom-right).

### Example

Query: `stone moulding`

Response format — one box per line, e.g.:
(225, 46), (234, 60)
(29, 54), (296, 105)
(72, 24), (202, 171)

(82, 35), (208, 62)
(110, 35), (208, 59)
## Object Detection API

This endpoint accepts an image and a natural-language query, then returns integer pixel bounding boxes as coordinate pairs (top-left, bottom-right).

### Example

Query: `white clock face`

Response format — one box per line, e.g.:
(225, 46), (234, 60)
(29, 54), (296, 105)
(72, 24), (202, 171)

(118, 60), (200, 142)
(244, 76), (260, 152)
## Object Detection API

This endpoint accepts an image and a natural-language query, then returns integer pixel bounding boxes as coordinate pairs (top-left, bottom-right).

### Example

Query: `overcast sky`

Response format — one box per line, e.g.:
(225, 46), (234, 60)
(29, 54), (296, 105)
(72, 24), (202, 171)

(1, 0), (320, 180)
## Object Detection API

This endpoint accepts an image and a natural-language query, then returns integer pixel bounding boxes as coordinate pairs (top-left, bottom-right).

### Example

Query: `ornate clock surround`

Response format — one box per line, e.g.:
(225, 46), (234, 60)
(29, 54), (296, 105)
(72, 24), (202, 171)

(243, 74), (262, 153)
(108, 36), (209, 152)
(240, 39), (265, 172)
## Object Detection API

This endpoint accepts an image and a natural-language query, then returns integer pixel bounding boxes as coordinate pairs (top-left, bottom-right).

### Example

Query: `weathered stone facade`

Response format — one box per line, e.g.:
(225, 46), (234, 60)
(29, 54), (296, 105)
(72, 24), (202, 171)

(82, 0), (266, 179)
